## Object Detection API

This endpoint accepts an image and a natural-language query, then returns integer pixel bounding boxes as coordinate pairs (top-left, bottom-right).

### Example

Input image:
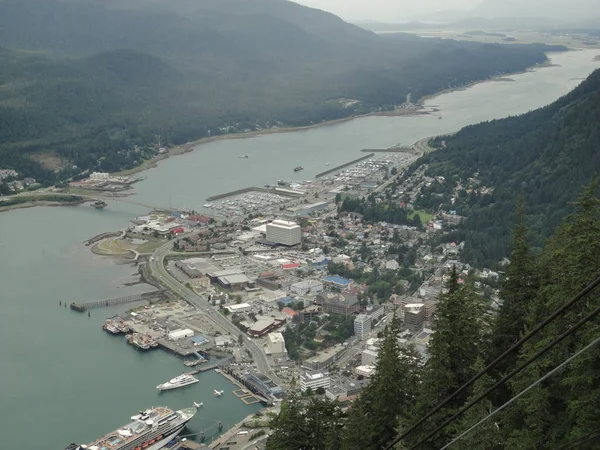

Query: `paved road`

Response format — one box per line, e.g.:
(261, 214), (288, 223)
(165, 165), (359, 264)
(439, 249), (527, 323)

(147, 238), (283, 386)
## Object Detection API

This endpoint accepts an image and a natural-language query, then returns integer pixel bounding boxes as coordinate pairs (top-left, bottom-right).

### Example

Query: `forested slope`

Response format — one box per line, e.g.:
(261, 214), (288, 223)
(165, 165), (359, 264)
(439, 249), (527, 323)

(0, 0), (563, 184)
(415, 68), (600, 266)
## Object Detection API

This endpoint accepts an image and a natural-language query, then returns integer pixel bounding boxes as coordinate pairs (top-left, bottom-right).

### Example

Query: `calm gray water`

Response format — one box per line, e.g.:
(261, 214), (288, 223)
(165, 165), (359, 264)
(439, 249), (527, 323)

(0, 49), (598, 449)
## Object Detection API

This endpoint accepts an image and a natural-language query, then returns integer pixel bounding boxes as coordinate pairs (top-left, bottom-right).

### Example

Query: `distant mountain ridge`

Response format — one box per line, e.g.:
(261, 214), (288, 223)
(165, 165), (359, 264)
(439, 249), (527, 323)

(0, 0), (565, 185)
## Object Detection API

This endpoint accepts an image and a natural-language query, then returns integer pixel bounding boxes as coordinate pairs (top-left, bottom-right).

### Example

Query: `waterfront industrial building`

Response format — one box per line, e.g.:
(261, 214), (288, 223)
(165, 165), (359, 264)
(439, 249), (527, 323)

(266, 220), (301, 246)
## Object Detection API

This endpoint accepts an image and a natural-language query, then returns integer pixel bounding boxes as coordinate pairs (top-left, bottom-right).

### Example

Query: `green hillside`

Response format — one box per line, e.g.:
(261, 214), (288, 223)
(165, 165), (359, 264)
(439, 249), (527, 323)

(0, 0), (564, 184)
(414, 68), (600, 266)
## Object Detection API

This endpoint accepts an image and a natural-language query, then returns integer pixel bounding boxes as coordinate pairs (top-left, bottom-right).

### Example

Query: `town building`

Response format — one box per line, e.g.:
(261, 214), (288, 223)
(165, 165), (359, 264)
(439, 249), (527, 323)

(354, 314), (372, 339)
(361, 348), (379, 366)
(403, 303), (426, 332)
(322, 275), (354, 289)
(299, 371), (331, 393)
(168, 329), (194, 341)
(355, 365), (376, 378)
(190, 276), (211, 289)
(291, 279), (324, 296)
(266, 332), (286, 354)
(303, 344), (346, 370)
(316, 292), (361, 317)
(248, 317), (286, 337)
(266, 220), (302, 246)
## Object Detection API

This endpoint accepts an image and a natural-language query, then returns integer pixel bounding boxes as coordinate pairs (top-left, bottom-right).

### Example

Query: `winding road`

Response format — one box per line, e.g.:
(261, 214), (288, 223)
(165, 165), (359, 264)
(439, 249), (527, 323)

(147, 238), (283, 386)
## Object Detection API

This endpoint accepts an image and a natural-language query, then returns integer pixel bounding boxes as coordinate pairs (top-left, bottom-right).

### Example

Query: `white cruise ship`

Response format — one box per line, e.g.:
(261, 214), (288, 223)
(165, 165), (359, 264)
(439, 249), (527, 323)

(156, 374), (199, 391)
(65, 406), (196, 450)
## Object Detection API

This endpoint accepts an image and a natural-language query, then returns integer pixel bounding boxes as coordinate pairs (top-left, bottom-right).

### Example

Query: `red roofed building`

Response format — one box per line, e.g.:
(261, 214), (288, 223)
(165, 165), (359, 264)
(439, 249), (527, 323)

(281, 308), (298, 319)
(282, 263), (301, 270)
(188, 215), (212, 224)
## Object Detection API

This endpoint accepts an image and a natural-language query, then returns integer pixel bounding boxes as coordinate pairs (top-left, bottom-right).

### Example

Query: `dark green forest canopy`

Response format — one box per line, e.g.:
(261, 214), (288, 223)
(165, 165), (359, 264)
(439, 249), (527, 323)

(411, 68), (600, 267)
(0, 0), (563, 184)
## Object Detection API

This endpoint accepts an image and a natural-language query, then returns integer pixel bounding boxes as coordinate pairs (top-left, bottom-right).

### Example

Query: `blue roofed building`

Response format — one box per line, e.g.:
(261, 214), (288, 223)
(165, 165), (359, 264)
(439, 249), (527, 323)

(323, 275), (353, 289)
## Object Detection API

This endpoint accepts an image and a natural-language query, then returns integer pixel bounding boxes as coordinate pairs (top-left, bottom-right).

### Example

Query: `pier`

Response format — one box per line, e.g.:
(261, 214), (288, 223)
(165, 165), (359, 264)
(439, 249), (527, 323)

(69, 290), (167, 312)
(315, 153), (375, 178)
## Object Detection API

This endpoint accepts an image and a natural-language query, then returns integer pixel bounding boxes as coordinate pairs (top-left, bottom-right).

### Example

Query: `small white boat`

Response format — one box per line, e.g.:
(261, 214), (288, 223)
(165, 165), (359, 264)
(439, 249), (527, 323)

(157, 374), (199, 391)
(238, 155), (249, 158)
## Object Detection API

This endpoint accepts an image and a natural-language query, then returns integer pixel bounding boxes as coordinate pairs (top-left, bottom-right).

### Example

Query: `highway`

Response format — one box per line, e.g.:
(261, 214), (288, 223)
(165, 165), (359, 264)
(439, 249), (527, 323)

(147, 238), (283, 386)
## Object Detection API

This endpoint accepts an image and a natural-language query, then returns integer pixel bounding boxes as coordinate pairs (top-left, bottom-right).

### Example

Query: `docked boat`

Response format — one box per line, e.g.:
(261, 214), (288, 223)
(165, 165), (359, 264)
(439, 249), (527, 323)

(91, 200), (107, 209)
(294, 166), (304, 172)
(126, 333), (159, 351)
(157, 373), (199, 391)
(102, 316), (130, 335)
(184, 359), (206, 367)
(65, 406), (196, 450)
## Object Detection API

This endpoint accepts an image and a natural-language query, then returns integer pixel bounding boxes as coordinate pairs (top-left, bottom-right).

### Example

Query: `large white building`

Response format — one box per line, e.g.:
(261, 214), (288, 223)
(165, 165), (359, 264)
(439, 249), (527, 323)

(299, 371), (331, 393)
(266, 220), (301, 246)
(267, 332), (286, 354)
(354, 314), (372, 339)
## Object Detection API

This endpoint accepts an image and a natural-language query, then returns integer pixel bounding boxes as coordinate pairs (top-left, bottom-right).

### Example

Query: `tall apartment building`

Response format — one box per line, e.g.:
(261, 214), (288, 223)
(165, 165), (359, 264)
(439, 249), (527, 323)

(266, 220), (301, 246)
(354, 314), (372, 339)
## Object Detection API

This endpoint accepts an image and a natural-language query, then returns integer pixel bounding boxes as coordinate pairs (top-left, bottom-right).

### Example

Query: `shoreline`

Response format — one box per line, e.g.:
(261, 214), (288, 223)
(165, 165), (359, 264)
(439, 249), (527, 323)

(113, 107), (428, 177)
(115, 52), (568, 178)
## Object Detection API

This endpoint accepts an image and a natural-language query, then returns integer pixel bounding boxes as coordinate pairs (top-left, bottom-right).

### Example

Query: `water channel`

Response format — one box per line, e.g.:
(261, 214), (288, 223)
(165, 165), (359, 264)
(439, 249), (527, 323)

(0, 48), (598, 449)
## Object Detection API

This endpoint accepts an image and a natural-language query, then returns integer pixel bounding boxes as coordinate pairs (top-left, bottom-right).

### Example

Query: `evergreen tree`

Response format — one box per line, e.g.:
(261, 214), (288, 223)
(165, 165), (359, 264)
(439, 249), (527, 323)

(453, 358), (503, 450)
(489, 198), (540, 402)
(342, 315), (422, 450)
(267, 389), (345, 450)
(266, 390), (309, 450)
(410, 268), (488, 448)
(504, 177), (600, 449)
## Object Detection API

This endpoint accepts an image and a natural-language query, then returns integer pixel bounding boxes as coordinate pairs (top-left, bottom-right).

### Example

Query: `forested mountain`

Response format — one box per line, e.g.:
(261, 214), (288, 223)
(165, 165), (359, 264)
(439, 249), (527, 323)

(266, 180), (600, 450)
(0, 0), (563, 184)
(413, 68), (600, 266)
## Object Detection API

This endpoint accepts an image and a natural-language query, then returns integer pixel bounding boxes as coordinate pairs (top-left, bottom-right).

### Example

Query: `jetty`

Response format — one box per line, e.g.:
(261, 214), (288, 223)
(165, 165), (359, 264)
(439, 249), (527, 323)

(205, 186), (302, 202)
(69, 290), (167, 312)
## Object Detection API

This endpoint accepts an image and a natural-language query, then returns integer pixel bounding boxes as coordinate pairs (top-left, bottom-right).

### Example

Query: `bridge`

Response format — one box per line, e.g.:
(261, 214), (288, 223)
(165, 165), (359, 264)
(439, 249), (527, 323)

(69, 290), (168, 312)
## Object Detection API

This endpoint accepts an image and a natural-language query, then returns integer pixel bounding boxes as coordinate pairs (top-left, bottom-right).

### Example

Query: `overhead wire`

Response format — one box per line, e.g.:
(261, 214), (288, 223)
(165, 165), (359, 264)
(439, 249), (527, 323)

(439, 335), (600, 450)
(406, 299), (600, 450)
(383, 273), (600, 450)
(553, 429), (600, 450)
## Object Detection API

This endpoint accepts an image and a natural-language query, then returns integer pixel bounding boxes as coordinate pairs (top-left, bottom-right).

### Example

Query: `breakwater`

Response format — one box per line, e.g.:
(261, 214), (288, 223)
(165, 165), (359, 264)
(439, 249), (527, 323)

(205, 186), (302, 202)
(84, 231), (122, 246)
(361, 147), (416, 153)
(315, 153), (375, 178)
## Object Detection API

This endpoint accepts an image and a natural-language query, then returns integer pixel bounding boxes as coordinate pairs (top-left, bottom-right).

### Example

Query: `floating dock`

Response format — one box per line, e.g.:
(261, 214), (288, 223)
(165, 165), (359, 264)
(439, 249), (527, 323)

(315, 153), (375, 178)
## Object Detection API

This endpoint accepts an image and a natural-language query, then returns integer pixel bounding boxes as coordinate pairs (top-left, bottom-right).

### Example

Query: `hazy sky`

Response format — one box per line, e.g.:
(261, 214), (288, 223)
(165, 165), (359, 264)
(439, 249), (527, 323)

(293, 0), (482, 21)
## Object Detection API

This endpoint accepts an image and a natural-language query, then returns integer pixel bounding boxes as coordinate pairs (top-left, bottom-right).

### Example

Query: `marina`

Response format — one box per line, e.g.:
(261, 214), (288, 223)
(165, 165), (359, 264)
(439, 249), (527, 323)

(315, 152), (375, 178)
